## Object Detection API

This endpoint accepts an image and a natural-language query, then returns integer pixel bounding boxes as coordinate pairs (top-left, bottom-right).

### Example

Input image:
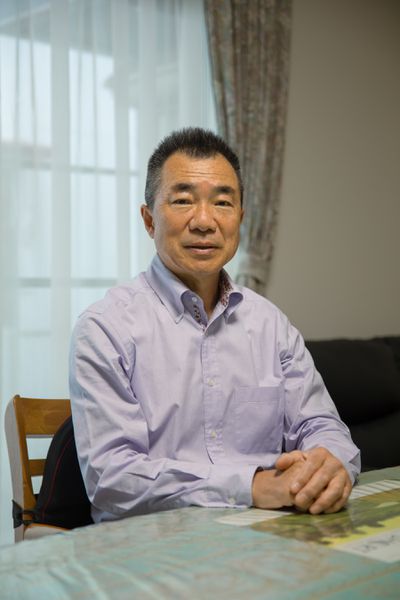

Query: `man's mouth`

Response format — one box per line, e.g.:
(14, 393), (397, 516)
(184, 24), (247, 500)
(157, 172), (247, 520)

(183, 243), (219, 254)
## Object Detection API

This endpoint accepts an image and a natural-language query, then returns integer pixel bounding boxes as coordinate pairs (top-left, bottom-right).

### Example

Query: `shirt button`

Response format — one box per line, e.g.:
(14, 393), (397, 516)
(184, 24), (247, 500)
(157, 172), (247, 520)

(207, 378), (215, 387)
(210, 430), (217, 439)
(228, 497), (236, 505)
(191, 296), (197, 303)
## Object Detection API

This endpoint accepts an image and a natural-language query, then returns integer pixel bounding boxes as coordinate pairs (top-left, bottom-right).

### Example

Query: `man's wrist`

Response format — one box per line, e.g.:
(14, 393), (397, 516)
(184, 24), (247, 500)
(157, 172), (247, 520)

(252, 468), (288, 509)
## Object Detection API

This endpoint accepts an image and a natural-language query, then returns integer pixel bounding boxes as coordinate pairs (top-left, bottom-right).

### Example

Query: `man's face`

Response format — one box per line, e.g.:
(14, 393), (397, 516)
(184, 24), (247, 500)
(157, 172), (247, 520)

(141, 152), (243, 288)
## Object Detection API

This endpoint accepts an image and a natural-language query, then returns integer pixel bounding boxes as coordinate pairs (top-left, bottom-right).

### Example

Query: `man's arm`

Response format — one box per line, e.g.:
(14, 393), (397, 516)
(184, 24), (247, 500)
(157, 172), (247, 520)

(252, 313), (360, 514)
(69, 314), (256, 520)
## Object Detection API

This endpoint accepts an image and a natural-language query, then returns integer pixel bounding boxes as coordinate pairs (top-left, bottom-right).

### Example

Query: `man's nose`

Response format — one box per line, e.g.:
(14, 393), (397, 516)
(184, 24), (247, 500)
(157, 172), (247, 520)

(189, 202), (216, 232)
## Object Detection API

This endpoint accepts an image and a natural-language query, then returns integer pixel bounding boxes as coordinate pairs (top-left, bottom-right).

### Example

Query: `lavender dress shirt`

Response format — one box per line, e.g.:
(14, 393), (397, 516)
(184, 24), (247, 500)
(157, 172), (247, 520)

(69, 255), (360, 522)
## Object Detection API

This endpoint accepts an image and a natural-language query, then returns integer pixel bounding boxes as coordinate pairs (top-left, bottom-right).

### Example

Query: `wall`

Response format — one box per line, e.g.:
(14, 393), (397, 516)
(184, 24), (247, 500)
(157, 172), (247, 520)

(267, 0), (400, 339)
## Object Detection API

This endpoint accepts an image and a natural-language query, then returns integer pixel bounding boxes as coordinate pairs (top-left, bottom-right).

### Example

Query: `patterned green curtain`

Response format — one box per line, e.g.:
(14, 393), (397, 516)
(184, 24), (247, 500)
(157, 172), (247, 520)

(204, 0), (292, 294)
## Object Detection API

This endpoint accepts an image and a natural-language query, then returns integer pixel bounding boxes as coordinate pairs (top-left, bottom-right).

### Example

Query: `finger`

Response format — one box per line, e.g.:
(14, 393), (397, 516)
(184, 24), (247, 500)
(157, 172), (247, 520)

(322, 482), (352, 514)
(289, 450), (327, 494)
(291, 453), (346, 509)
(275, 451), (306, 471)
(294, 454), (352, 512)
(308, 475), (351, 515)
(290, 447), (346, 495)
(293, 469), (333, 511)
(308, 481), (344, 514)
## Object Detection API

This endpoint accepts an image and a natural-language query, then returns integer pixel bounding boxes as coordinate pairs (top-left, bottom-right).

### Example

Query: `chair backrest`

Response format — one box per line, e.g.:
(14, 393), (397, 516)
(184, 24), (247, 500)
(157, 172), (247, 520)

(5, 395), (71, 541)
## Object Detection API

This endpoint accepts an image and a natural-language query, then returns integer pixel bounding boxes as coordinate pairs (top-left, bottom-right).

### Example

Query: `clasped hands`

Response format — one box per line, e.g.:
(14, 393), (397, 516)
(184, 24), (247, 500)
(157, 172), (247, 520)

(252, 447), (352, 514)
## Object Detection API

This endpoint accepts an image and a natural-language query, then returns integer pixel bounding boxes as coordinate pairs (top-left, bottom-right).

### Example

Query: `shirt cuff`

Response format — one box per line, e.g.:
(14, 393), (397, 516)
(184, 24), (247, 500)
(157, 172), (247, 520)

(205, 464), (259, 508)
(328, 447), (361, 485)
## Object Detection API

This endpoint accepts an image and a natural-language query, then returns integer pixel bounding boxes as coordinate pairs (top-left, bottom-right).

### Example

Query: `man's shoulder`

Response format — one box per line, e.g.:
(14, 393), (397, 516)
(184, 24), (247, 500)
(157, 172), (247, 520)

(75, 273), (155, 333)
(234, 284), (294, 342)
(237, 283), (282, 317)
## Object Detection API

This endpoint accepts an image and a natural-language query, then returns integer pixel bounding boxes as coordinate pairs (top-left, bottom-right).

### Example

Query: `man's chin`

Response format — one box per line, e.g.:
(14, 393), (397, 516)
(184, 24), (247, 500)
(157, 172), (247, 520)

(177, 259), (222, 281)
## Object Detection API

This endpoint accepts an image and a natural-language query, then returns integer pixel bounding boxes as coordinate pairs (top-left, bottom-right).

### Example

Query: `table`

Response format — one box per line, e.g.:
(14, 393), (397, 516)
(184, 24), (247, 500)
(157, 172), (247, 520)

(1, 466), (399, 599)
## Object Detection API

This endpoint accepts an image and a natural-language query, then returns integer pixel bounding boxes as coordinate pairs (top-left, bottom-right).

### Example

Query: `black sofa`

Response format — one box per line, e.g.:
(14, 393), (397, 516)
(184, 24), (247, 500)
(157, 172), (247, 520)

(305, 336), (400, 472)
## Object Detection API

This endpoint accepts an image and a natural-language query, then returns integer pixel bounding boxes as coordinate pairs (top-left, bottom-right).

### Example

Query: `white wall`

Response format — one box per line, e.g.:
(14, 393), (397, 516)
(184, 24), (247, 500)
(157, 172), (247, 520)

(267, 0), (400, 339)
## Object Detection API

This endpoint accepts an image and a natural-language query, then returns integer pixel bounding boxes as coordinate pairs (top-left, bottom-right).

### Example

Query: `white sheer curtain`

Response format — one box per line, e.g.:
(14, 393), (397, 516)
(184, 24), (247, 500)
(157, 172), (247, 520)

(0, 0), (216, 546)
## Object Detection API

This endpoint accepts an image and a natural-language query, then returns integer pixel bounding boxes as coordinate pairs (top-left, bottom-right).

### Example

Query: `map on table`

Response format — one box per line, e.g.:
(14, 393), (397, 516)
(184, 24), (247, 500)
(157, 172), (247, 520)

(215, 480), (400, 563)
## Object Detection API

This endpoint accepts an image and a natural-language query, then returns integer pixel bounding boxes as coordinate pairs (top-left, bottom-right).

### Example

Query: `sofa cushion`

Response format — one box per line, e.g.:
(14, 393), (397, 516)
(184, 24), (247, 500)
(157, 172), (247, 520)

(350, 411), (400, 470)
(305, 338), (400, 425)
(377, 336), (400, 371)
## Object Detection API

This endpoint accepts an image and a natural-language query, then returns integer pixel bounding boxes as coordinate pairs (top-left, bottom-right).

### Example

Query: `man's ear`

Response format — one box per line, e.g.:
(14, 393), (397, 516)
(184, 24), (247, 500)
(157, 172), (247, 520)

(141, 204), (155, 238)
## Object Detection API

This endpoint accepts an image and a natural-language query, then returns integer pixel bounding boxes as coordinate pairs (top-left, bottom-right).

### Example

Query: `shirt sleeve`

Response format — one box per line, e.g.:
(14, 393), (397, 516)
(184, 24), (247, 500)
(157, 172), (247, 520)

(69, 313), (256, 521)
(278, 313), (361, 483)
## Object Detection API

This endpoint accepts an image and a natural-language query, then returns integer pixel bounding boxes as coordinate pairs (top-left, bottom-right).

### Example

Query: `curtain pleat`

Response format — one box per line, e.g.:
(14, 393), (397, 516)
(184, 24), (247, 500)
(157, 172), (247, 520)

(204, 0), (292, 295)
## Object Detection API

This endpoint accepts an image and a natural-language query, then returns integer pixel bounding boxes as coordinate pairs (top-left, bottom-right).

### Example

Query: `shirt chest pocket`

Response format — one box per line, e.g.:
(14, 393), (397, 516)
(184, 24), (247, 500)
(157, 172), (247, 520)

(234, 385), (284, 454)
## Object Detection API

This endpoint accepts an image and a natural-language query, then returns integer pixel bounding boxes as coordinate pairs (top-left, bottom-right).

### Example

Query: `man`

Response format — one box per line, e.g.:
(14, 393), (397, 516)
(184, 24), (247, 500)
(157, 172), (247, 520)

(69, 127), (360, 523)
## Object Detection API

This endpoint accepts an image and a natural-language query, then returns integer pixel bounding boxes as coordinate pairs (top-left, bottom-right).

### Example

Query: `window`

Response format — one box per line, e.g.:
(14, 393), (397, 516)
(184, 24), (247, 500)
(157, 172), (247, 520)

(0, 0), (216, 546)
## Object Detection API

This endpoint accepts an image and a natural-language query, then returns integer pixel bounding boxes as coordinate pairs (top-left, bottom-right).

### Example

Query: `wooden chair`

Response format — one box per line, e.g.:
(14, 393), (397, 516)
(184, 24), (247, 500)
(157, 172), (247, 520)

(5, 394), (71, 542)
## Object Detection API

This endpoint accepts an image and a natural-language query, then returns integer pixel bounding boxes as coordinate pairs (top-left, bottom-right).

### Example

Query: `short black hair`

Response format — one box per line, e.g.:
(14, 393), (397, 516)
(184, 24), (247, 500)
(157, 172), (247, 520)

(144, 127), (243, 209)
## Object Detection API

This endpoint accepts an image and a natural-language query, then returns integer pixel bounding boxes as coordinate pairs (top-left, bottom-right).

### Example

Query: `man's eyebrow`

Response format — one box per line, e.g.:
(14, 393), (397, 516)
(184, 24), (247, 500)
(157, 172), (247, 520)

(170, 183), (236, 195)
(171, 182), (195, 193)
(214, 185), (235, 196)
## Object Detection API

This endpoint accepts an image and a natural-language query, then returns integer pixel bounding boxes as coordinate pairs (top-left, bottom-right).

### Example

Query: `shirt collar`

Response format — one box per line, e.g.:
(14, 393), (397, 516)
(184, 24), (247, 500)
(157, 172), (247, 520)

(144, 254), (243, 323)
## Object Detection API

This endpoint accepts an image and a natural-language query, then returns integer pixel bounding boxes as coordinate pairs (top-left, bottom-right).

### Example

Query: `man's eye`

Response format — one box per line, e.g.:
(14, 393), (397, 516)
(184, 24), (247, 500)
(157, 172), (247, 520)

(172, 198), (191, 205)
(215, 200), (233, 207)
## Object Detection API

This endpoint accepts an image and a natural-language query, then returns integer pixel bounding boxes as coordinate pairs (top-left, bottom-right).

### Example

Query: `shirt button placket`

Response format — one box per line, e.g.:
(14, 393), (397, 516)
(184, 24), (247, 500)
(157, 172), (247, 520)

(202, 329), (221, 460)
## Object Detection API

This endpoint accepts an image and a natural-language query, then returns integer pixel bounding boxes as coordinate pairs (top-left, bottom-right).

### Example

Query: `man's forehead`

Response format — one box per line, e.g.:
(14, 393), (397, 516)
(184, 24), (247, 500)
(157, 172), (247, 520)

(161, 152), (240, 189)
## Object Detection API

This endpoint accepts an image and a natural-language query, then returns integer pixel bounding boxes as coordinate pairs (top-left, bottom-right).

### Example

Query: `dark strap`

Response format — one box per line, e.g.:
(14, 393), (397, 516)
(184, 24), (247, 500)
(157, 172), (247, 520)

(12, 500), (36, 528)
